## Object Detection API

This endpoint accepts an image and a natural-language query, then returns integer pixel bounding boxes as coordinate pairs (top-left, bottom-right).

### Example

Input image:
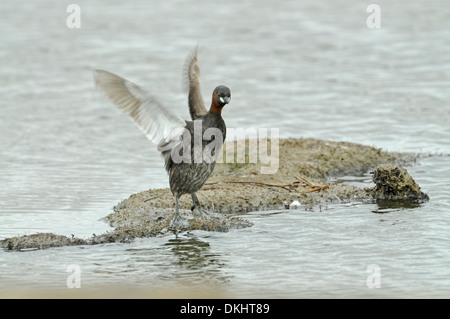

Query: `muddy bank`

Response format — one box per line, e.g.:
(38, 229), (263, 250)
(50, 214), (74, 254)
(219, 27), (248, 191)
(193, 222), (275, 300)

(1, 138), (427, 251)
(1, 233), (88, 251)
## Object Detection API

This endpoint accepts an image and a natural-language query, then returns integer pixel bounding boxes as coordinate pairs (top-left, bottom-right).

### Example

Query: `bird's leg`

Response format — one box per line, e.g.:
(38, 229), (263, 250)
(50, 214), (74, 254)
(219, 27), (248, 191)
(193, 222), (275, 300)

(170, 195), (190, 228)
(191, 193), (223, 218)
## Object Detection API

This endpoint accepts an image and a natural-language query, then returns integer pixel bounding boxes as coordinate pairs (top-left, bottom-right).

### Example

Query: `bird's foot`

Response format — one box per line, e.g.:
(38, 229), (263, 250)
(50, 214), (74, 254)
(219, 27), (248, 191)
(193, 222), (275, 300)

(169, 215), (190, 228)
(193, 207), (224, 219)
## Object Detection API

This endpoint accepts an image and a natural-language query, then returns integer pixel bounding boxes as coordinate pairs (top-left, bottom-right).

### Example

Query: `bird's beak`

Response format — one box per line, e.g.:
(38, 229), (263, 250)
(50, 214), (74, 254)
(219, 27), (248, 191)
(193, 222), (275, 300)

(223, 96), (230, 104)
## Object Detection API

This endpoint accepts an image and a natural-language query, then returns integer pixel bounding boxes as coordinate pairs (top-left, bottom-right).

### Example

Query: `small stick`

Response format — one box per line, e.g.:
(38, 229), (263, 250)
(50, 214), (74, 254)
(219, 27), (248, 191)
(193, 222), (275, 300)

(144, 194), (162, 202)
(204, 177), (329, 194)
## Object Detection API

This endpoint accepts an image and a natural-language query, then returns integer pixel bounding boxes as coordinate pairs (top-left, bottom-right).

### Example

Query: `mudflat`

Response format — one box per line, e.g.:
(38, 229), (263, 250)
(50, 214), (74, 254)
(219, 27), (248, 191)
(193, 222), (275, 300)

(1, 138), (428, 251)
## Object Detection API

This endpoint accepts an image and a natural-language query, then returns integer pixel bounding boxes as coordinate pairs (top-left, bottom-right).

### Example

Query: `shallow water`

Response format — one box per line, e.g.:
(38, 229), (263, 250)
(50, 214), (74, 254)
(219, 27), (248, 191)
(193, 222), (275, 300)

(1, 0), (450, 298)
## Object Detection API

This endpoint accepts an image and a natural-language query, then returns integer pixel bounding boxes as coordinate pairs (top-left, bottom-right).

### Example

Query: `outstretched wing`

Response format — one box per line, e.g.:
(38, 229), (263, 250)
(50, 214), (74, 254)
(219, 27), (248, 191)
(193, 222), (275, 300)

(182, 45), (208, 120)
(94, 69), (186, 150)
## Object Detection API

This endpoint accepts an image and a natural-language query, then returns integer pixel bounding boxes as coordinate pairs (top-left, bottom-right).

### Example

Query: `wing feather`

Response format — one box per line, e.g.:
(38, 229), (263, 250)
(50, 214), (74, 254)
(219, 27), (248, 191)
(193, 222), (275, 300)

(182, 45), (208, 120)
(94, 69), (186, 148)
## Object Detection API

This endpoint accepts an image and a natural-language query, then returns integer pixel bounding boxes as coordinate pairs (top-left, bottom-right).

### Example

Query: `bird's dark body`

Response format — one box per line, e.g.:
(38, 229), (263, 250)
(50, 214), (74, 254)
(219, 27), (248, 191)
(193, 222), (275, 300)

(95, 46), (231, 227)
(164, 112), (226, 196)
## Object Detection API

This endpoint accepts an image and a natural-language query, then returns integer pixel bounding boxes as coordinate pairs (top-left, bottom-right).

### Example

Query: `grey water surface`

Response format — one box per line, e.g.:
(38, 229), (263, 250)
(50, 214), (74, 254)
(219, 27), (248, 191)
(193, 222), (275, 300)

(1, 0), (449, 297)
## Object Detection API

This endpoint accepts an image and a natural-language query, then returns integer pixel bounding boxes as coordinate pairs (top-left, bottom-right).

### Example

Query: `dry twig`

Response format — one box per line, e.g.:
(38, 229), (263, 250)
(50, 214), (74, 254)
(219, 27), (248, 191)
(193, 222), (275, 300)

(204, 177), (329, 194)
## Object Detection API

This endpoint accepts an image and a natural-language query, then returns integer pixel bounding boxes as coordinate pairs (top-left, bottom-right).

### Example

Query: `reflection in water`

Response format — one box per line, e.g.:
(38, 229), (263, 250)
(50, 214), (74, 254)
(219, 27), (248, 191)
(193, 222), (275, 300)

(372, 200), (422, 214)
(161, 233), (230, 287)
